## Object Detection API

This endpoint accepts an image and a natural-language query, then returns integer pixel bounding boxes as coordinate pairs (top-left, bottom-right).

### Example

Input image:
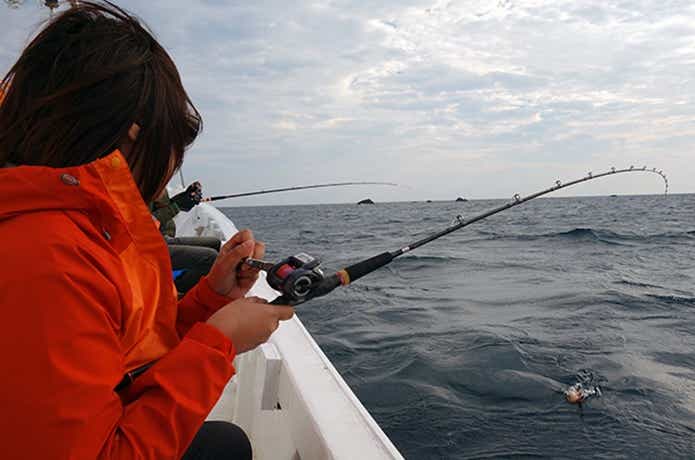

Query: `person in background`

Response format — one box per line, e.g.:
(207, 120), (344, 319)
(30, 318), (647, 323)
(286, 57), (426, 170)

(152, 181), (223, 294)
(152, 181), (205, 240)
(0, 2), (293, 458)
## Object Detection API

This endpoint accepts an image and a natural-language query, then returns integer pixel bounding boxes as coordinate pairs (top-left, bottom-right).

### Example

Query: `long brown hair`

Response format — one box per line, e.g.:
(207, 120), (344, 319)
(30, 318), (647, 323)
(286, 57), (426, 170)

(0, 1), (201, 202)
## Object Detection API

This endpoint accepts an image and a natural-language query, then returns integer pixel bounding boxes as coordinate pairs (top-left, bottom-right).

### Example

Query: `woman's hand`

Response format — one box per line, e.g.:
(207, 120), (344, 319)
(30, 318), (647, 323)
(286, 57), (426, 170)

(206, 297), (294, 353)
(206, 229), (265, 300)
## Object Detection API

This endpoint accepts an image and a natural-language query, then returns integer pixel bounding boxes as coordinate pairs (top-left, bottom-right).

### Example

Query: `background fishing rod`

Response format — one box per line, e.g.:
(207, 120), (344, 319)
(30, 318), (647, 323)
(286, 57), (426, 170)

(203, 181), (398, 202)
(242, 166), (669, 306)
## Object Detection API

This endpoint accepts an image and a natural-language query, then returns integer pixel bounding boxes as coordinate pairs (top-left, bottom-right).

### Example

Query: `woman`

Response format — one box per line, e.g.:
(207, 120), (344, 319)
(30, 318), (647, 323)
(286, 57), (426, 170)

(0, 2), (293, 458)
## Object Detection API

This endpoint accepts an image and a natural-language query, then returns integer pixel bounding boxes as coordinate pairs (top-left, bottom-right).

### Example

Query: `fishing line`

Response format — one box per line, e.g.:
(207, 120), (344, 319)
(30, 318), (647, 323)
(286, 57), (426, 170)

(243, 166), (668, 306)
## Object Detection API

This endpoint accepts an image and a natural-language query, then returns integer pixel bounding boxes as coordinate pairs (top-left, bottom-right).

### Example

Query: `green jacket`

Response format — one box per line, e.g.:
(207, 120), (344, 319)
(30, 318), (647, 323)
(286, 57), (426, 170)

(150, 190), (179, 237)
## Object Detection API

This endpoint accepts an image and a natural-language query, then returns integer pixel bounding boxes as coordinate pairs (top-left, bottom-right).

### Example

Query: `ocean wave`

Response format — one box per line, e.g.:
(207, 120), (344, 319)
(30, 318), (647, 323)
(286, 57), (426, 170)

(478, 227), (695, 244)
(396, 254), (465, 264)
(615, 279), (666, 289)
(593, 290), (695, 312)
(645, 294), (695, 307)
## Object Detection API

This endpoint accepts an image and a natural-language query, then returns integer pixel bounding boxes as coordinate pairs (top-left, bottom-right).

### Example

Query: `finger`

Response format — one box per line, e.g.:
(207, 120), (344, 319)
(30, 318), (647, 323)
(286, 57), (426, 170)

(238, 272), (258, 283)
(245, 296), (268, 304)
(239, 241), (266, 276)
(252, 241), (265, 260)
(217, 239), (255, 272)
(222, 229), (254, 254)
(231, 229), (254, 244)
(274, 305), (295, 321)
(238, 270), (260, 282)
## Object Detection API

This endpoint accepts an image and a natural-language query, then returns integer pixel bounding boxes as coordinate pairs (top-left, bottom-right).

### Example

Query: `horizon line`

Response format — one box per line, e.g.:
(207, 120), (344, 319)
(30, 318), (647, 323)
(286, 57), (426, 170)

(215, 191), (689, 209)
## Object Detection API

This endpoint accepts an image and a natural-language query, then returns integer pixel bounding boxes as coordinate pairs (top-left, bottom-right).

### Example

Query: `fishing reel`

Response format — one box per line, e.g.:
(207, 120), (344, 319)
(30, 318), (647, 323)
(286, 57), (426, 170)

(245, 253), (328, 305)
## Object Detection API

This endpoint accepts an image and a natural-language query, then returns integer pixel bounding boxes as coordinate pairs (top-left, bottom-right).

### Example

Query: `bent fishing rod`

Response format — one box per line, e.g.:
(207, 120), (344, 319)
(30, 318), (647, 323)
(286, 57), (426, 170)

(204, 181), (398, 202)
(243, 166), (668, 306)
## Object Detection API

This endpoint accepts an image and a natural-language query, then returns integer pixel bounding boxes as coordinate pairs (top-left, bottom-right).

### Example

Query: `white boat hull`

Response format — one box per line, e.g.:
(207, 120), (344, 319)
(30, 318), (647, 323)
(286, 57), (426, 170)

(175, 204), (403, 460)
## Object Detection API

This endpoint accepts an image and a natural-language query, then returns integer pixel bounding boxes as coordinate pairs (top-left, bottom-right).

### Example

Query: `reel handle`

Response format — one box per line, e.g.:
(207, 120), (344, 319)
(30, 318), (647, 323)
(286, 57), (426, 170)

(270, 274), (342, 306)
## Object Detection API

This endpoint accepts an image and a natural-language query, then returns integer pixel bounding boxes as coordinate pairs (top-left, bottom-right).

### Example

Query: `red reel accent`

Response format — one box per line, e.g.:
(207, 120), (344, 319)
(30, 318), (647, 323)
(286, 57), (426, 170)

(275, 264), (294, 279)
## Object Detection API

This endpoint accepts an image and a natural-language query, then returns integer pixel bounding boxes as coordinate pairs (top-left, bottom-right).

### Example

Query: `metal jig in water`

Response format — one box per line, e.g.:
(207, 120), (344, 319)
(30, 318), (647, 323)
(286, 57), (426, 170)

(245, 166), (668, 306)
(565, 383), (601, 405)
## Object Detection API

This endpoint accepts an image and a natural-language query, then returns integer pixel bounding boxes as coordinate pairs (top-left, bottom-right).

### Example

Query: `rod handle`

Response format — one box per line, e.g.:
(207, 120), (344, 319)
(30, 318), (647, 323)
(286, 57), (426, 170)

(343, 251), (394, 284)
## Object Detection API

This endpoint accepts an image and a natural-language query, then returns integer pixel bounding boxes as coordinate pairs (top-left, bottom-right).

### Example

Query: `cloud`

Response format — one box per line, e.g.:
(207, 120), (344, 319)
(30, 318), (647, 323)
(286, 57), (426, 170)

(1, 0), (692, 204)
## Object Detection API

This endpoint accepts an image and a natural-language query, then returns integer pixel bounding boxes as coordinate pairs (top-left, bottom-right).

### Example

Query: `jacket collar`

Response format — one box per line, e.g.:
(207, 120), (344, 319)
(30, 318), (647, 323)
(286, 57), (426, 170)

(0, 150), (163, 254)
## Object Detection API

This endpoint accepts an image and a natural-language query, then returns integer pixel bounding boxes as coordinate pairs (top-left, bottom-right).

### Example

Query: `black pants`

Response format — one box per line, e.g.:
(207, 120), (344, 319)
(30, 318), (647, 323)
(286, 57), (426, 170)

(182, 421), (252, 460)
(167, 237), (221, 294)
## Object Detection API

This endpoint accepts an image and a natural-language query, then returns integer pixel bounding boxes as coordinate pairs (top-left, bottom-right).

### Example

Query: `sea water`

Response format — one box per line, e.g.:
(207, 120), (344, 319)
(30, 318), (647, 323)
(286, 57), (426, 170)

(223, 194), (695, 459)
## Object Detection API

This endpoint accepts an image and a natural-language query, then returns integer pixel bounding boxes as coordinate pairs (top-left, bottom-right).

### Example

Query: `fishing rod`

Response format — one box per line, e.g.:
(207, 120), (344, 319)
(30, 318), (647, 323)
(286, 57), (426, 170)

(204, 181), (398, 202)
(244, 166), (668, 306)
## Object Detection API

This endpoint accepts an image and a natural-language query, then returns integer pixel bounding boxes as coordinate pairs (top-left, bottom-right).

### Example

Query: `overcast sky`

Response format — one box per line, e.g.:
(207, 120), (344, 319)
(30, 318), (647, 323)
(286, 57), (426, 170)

(1, 0), (693, 205)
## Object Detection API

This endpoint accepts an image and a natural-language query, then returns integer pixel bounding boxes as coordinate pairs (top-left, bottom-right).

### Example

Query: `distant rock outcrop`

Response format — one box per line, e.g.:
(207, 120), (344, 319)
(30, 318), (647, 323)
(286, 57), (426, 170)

(455, 197), (468, 202)
(426, 200), (433, 203)
(357, 198), (375, 205)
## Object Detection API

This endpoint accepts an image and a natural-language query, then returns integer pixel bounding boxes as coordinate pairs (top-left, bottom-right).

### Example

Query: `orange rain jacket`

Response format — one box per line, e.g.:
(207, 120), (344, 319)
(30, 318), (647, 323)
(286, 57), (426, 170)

(0, 150), (237, 459)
